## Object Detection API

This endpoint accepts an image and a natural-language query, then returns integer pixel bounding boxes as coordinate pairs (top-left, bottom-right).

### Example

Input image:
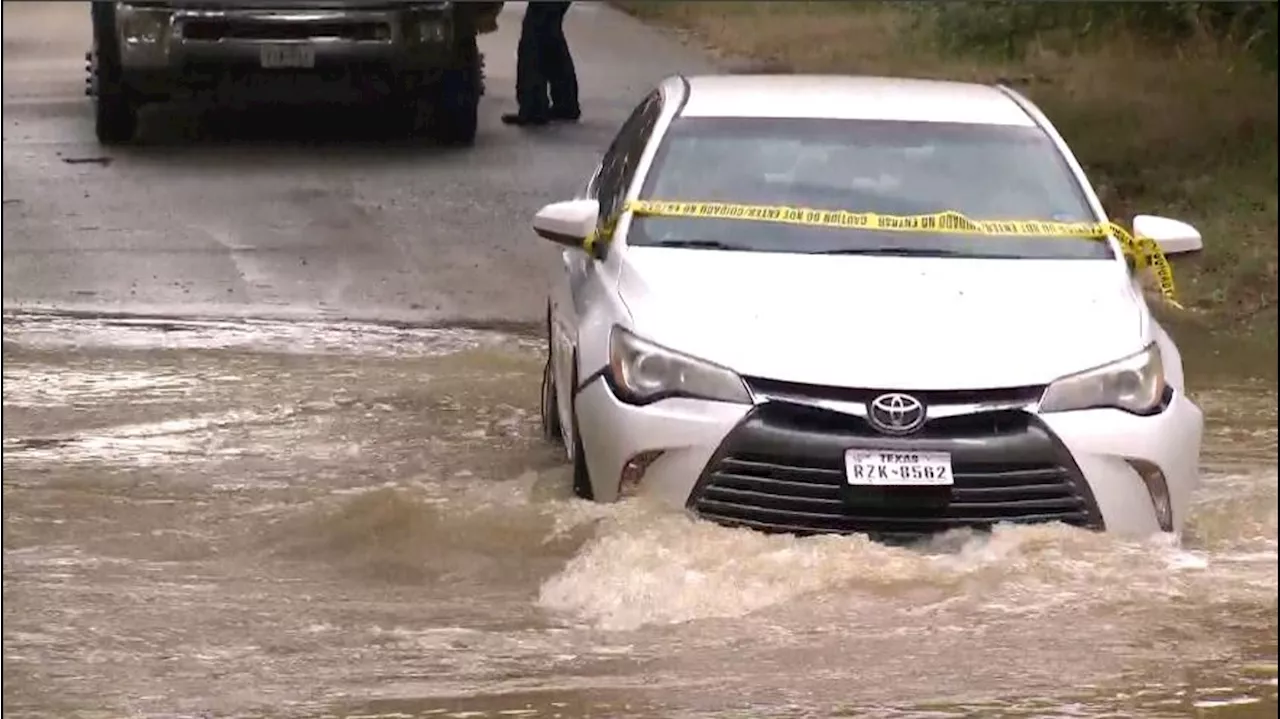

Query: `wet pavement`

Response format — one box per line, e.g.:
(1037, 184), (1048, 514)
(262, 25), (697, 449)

(3, 2), (1278, 718)
(1, 1), (711, 327)
(2, 315), (1277, 719)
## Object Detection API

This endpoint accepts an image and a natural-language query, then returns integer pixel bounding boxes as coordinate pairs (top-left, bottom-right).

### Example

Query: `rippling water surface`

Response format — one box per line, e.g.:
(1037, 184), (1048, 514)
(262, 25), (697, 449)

(3, 314), (1276, 718)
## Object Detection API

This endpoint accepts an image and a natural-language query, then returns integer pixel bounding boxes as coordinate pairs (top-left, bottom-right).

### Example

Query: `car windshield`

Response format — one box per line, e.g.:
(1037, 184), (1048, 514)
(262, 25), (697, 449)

(632, 117), (1114, 260)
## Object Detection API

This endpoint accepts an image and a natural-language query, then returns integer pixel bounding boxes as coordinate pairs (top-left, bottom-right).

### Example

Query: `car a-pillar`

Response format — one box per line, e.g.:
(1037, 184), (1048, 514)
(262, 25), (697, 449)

(89, 2), (140, 145)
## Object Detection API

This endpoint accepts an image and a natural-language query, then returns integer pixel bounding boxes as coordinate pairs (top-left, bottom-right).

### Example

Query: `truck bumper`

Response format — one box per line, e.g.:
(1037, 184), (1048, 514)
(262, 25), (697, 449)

(114, 3), (459, 73)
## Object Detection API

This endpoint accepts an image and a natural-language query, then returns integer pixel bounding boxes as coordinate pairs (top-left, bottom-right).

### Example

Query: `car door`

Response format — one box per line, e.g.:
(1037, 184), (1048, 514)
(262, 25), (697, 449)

(550, 90), (664, 436)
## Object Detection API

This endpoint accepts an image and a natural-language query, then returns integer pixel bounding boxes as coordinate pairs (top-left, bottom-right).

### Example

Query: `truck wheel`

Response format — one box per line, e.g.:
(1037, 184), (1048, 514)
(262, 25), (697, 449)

(432, 35), (481, 147)
(94, 63), (140, 145)
(89, 4), (139, 145)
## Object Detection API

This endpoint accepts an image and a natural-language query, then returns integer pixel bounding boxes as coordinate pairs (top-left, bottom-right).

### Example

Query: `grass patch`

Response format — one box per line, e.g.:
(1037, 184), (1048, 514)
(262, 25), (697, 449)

(612, 1), (1277, 368)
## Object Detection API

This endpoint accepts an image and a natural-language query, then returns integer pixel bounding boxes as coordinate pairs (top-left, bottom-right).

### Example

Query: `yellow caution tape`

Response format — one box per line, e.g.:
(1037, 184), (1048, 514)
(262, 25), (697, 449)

(584, 199), (1179, 308)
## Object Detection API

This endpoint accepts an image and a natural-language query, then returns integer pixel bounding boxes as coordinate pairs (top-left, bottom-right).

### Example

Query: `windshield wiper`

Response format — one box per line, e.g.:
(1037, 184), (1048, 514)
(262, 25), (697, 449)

(649, 239), (744, 250)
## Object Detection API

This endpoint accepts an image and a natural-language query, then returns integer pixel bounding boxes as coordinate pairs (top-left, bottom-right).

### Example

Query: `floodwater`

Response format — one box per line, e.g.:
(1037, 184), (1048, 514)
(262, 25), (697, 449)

(2, 313), (1276, 719)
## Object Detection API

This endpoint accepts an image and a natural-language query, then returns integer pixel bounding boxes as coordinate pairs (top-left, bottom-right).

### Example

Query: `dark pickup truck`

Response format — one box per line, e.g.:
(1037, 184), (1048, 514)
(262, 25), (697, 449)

(86, 1), (505, 146)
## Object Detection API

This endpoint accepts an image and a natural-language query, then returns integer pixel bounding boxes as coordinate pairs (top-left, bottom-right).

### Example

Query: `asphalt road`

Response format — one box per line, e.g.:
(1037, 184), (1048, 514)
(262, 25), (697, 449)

(1, 1), (712, 328)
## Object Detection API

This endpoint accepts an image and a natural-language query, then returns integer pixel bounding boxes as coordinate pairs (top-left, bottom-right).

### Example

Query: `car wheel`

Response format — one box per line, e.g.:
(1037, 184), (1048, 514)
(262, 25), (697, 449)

(89, 7), (139, 145)
(567, 363), (594, 501)
(431, 35), (481, 147)
(540, 322), (563, 445)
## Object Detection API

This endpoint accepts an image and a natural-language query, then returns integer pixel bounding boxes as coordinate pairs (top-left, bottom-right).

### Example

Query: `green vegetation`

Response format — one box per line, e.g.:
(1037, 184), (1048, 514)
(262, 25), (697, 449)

(612, 1), (1278, 374)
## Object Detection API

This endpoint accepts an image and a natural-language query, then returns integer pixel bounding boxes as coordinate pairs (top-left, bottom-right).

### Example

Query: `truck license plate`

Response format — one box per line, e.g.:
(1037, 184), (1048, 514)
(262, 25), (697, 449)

(259, 44), (316, 69)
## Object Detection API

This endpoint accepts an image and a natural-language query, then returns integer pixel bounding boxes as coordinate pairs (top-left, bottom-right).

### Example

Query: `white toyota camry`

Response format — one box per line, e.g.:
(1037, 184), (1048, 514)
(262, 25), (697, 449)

(533, 74), (1206, 540)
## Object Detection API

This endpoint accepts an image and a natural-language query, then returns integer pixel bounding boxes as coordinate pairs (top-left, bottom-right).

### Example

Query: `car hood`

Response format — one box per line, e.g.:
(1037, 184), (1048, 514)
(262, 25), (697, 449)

(618, 249), (1150, 390)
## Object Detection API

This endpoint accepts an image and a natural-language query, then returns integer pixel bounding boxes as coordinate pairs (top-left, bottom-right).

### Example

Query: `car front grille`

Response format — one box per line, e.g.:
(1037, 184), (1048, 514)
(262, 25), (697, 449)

(689, 391), (1102, 540)
(743, 376), (1048, 408)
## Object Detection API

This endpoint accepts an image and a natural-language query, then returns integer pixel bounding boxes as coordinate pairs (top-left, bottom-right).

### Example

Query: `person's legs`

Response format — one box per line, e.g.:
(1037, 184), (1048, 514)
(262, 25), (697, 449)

(543, 2), (580, 121)
(505, 5), (551, 125)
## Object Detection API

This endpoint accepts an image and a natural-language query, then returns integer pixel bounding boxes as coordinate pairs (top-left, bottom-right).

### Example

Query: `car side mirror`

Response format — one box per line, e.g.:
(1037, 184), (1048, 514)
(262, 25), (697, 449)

(1132, 214), (1203, 256)
(533, 199), (600, 249)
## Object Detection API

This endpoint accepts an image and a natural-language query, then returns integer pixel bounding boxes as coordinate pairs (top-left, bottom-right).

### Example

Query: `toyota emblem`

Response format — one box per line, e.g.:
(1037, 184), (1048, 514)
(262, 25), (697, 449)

(867, 393), (927, 435)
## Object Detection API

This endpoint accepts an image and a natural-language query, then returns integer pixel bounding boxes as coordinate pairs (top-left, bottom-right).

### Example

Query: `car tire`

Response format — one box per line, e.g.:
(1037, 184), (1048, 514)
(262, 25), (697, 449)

(90, 4), (139, 145)
(540, 321), (564, 445)
(431, 35), (481, 147)
(568, 363), (595, 501)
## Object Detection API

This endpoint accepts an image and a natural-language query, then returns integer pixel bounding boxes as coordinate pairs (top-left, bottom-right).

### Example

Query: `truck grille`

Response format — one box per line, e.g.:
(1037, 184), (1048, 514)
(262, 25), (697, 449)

(689, 396), (1102, 540)
(181, 18), (392, 42)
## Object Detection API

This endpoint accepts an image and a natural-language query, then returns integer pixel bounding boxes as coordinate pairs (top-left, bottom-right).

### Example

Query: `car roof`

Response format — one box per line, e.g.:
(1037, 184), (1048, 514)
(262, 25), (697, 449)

(678, 75), (1037, 127)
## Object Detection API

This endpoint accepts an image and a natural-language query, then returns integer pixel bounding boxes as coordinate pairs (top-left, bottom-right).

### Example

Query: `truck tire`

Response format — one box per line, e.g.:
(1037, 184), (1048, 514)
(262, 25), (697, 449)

(90, 3), (139, 145)
(432, 34), (481, 147)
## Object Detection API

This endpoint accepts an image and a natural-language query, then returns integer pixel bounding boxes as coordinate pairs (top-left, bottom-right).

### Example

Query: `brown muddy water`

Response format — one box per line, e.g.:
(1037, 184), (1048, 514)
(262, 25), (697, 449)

(2, 313), (1276, 719)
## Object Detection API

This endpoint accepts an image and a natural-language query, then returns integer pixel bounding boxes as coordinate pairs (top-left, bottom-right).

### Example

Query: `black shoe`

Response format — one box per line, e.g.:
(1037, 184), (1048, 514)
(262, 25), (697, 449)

(501, 112), (549, 127)
(549, 107), (581, 123)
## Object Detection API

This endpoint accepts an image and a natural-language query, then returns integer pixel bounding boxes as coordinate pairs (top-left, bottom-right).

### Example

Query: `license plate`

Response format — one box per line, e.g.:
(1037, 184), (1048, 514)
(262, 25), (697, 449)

(259, 44), (316, 69)
(845, 449), (954, 487)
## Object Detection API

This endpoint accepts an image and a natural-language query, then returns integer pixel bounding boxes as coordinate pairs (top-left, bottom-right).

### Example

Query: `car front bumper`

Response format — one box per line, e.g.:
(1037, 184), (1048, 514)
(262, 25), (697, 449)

(574, 375), (1203, 539)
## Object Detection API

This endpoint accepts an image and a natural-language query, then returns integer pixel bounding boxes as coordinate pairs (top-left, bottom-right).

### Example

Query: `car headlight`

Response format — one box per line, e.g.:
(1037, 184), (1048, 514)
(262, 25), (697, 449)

(607, 326), (752, 406)
(1039, 343), (1167, 415)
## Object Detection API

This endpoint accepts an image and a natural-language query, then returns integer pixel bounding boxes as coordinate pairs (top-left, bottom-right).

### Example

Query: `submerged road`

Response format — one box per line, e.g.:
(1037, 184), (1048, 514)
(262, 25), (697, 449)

(3, 3), (1278, 719)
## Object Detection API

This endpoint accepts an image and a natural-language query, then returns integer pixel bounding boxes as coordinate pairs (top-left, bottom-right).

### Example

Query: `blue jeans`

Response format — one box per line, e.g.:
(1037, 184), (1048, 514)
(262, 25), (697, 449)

(515, 1), (579, 119)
